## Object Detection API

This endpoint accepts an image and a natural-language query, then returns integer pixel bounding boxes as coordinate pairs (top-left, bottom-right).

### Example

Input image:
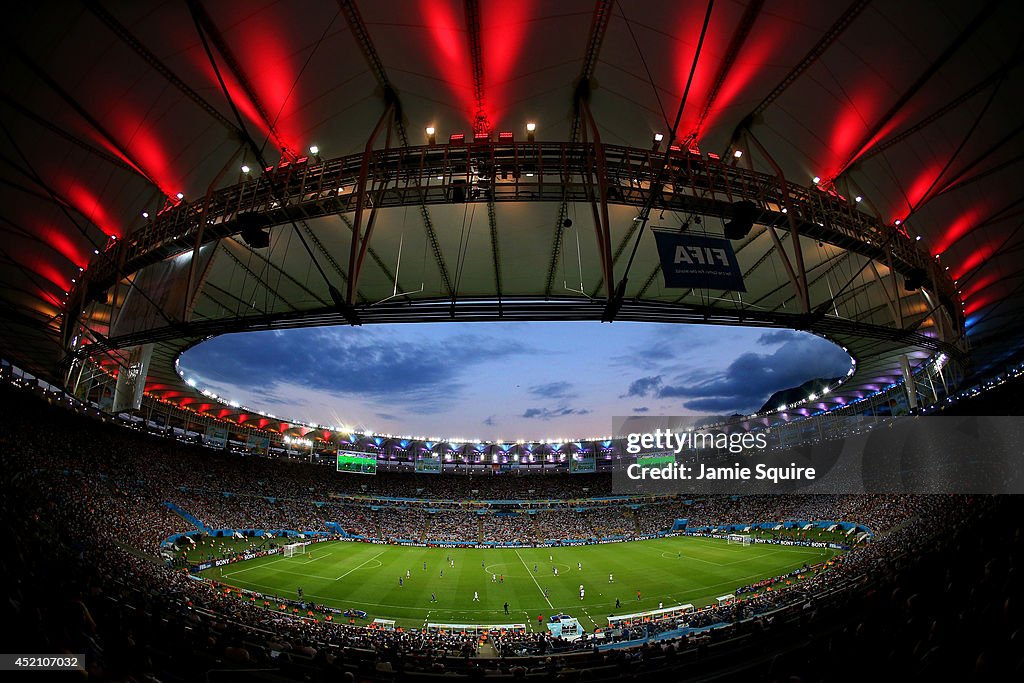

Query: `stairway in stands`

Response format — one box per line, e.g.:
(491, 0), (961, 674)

(163, 501), (206, 533)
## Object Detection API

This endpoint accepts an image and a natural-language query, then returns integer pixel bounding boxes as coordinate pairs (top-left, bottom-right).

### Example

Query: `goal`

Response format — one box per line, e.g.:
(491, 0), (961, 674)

(283, 542), (306, 557)
(726, 534), (753, 546)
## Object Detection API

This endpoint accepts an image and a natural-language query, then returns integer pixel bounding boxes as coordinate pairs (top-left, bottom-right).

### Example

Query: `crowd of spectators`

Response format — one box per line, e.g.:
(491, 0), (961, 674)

(3, 377), (1021, 681)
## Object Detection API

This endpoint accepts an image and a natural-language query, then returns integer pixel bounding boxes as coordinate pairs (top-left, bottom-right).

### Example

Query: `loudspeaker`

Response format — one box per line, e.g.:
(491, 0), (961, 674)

(723, 200), (758, 240)
(237, 213), (272, 249)
(904, 268), (927, 292)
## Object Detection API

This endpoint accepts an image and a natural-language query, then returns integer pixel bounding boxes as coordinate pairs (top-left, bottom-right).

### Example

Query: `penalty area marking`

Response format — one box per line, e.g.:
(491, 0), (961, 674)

(335, 551), (386, 581)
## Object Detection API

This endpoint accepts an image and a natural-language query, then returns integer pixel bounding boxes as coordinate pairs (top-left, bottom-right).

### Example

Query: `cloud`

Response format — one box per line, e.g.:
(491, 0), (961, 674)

(633, 406), (650, 413)
(521, 406), (591, 420)
(180, 328), (532, 411)
(656, 335), (850, 413)
(375, 412), (397, 421)
(621, 375), (663, 398)
(681, 397), (747, 413)
(527, 382), (577, 399)
(757, 330), (802, 346)
(482, 415), (497, 426)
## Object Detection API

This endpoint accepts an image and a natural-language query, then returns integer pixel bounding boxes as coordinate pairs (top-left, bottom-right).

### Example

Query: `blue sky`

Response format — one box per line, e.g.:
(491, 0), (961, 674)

(178, 322), (851, 439)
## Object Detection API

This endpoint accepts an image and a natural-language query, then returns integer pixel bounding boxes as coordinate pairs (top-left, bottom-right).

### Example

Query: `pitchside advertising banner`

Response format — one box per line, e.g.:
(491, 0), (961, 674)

(653, 231), (746, 291)
(612, 415), (1024, 494)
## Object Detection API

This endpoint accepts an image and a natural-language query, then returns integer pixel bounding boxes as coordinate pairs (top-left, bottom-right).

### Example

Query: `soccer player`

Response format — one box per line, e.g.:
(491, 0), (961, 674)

(580, 587), (585, 601)
(609, 573), (614, 583)
(615, 598), (621, 608)
(399, 577), (403, 587)
(500, 574), (504, 583)
(423, 561), (427, 571)
(637, 590), (641, 601)
(440, 569), (444, 578)
(503, 601), (510, 615)
(406, 569), (411, 579)
(578, 562), (582, 571)
(431, 592), (436, 602)
(297, 587), (303, 599)
(473, 591), (480, 602)
(492, 573), (497, 583)
(533, 563), (538, 572)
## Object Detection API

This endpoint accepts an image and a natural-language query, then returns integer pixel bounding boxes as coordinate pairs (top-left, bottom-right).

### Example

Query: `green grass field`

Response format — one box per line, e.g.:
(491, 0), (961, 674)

(200, 537), (839, 631)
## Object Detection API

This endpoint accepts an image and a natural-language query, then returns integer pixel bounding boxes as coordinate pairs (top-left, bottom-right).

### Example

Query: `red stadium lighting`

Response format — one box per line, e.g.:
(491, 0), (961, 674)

(498, 131), (513, 141)
(474, 131), (491, 143)
(449, 133), (465, 144)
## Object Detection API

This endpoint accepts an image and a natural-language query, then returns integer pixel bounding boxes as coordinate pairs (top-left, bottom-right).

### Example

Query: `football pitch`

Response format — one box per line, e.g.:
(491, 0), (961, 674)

(201, 536), (840, 631)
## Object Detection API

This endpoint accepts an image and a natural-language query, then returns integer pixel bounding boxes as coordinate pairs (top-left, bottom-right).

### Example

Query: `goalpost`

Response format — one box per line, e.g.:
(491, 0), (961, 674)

(726, 534), (753, 546)
(283, 542), (306, 558)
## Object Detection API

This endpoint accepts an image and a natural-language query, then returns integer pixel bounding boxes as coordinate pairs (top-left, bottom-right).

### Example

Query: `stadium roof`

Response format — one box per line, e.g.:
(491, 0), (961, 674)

(1, 0), (1022, 436)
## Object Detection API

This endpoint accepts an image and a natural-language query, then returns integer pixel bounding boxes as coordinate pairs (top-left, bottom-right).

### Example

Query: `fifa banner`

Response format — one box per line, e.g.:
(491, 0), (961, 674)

(111, 343), (153, 413)
(653, 231), (746, 291)
(570, 455), (596, 474)
(246, 434), (271, 452)
(205, 425), (229, 449)
(415, 455), (442, 474)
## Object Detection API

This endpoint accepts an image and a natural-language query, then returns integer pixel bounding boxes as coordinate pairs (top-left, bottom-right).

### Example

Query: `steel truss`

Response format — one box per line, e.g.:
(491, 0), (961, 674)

(65, 140), (963, 360)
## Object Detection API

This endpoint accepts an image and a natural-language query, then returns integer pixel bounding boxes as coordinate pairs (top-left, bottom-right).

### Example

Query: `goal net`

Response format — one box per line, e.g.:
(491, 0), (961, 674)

(283, 542), (306, 557)
(726, 534), (753, 546)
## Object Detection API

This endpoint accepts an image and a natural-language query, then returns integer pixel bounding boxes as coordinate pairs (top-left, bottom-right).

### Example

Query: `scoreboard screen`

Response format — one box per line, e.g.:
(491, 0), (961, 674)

(337, 451), (377, 475)
(636, 451), (675, 468)
(415, 455), (442, 474)
(570, 455), (596, 474)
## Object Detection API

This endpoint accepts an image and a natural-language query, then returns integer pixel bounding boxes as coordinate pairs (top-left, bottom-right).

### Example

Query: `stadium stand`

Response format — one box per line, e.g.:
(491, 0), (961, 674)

(1, 377), (1021, 681)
